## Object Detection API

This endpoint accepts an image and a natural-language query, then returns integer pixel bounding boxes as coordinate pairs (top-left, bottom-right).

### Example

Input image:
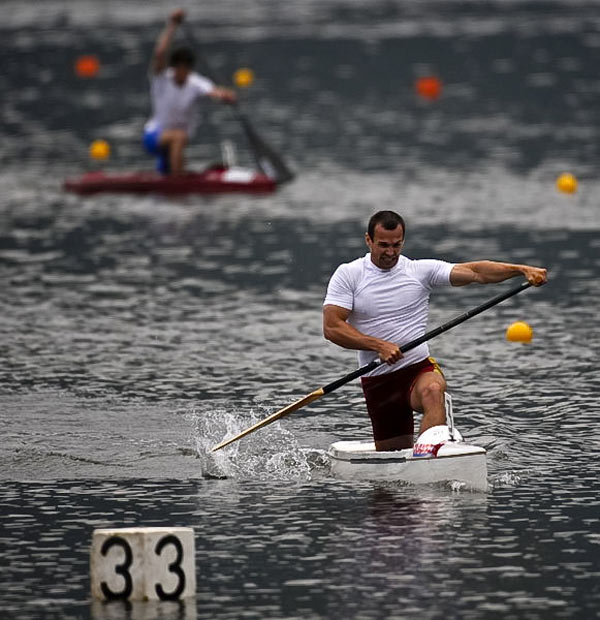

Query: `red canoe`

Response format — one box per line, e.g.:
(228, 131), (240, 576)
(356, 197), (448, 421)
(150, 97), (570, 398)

(64, 165), (277, 196)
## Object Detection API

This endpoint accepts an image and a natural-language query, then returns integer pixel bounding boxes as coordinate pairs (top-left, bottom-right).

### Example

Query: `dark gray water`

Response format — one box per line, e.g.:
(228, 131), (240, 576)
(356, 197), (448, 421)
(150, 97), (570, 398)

(1, 1), (599, 618)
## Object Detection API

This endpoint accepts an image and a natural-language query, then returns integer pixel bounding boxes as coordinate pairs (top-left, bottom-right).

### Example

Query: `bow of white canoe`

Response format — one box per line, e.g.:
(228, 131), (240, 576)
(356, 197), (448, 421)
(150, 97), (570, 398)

(328, 439), (488, 492)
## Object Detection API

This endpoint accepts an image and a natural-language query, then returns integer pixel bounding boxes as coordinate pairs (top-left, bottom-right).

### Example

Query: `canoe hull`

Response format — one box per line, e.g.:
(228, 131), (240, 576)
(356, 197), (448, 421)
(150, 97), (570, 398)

(63, 166), (277, 196)
(328, 439), (488, 492)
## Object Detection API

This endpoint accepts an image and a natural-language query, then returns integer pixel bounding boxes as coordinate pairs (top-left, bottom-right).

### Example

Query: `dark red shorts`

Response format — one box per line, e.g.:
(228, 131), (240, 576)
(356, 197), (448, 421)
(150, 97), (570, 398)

(360, 357), (443, 442)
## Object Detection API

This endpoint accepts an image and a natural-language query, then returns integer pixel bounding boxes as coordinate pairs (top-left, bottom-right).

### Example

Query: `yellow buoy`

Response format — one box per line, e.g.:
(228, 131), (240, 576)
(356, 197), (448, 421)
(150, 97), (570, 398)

(556, 172), (577, 194)
(89, 139), (110, 160)
(505, 321), (533, 343)
(233, 67), (255, 88)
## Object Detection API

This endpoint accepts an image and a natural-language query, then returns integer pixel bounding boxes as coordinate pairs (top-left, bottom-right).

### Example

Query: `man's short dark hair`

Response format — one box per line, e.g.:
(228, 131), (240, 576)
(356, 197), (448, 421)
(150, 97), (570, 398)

(367, 211), (406, 241)
(169, 47), (196, 68)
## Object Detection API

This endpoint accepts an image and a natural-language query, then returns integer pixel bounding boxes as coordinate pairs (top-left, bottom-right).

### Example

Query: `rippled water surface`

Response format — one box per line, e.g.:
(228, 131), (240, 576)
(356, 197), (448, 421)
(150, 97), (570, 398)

(1, 1), (599, 618)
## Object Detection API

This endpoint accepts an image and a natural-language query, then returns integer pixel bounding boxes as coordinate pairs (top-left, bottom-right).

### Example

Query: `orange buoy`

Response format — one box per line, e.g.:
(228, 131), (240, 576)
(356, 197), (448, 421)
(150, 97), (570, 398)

(415, 76), (442, 101)
(75, 55), (100, 78)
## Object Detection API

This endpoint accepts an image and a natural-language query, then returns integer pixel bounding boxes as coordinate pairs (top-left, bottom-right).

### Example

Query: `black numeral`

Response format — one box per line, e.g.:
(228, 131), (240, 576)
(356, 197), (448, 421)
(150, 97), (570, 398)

(100, 536), (133, 600)
(155, 534), (186, 600)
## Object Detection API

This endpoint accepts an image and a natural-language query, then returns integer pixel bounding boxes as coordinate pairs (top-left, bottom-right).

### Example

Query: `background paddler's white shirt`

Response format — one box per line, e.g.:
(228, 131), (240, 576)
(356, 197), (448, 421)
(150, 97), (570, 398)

(146, 68), (215, 137)
(323, 253), (455, 376)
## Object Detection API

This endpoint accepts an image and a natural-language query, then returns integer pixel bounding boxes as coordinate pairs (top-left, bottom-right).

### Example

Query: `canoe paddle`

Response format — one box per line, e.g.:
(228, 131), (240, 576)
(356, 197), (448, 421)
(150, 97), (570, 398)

(182, 23), (294, 184)
(211, 280), (535, 452)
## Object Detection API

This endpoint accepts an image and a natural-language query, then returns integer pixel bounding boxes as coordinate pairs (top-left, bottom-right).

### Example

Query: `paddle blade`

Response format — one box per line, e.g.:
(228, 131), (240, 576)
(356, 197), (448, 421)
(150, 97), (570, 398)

(235, 110), (295, 184)
(211, 388), (324, 452)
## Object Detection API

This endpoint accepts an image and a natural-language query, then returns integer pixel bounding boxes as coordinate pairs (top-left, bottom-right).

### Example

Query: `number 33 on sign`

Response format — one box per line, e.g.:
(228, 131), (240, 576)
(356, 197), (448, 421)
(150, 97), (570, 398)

(90, 527), (196, 601)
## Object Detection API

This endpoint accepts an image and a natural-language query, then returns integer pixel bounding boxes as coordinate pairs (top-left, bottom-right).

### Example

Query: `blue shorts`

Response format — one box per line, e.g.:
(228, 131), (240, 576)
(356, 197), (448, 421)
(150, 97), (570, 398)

(142, 125), (169, 174)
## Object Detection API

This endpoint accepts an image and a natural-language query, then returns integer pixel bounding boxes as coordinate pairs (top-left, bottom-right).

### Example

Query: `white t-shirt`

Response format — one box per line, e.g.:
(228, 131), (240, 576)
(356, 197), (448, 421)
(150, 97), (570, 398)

(145, 68), (215, 136)
(323, 253), (455, 376)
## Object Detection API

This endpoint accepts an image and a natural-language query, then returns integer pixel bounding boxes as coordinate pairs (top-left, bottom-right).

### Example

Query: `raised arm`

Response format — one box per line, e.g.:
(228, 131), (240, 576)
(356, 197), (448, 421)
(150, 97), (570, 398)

(151, 9), (185, 75)
(323, 304), (403, 365)
(450, 260), (547, 287)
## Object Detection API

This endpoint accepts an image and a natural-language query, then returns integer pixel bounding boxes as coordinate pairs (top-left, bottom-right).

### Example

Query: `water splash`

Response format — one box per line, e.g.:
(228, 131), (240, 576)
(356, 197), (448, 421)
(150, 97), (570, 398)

(188, 405), (323, 481)
(490, 471), (523, 488)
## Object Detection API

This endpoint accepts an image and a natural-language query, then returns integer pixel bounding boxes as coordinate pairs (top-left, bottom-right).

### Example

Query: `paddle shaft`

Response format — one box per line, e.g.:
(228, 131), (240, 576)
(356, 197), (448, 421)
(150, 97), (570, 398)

(323, 280), (533, 393)
(211, 280), (533, 451)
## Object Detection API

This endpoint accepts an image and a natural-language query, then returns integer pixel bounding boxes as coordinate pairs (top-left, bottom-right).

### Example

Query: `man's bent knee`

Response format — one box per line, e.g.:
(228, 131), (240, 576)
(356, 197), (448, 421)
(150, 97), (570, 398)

(411, 373), (446, 412)
(420, 380), (445, 400)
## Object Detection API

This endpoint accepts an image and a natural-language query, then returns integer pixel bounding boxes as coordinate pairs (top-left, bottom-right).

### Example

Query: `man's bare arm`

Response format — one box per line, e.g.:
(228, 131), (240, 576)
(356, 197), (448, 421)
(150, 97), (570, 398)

(151, 9), (184, 75)
(323, 304), (402, 365)
(208, 86), (237, 104)
(450, 261), (547, 287)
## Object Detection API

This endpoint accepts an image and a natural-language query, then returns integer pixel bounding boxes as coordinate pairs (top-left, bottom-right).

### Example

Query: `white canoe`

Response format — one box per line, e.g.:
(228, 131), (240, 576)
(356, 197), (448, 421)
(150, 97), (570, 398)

(328, 394), (488, 492)
(328, 438), (488, 491)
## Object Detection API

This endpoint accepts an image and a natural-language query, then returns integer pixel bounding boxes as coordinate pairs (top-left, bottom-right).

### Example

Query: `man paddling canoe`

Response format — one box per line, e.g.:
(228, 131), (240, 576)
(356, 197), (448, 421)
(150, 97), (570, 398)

(143, 9), (237, 175)
(323, 210), (547, 454)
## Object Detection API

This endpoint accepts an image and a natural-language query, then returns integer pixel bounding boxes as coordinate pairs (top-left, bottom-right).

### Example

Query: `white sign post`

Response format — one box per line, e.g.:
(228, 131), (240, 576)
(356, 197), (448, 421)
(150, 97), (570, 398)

(91, 527), (196, 601)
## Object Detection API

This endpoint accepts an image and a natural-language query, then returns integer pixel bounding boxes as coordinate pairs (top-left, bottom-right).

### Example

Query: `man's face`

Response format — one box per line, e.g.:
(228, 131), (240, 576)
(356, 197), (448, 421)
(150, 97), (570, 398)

(366, 223), (405, 269)
(173, 64), (191, 86)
